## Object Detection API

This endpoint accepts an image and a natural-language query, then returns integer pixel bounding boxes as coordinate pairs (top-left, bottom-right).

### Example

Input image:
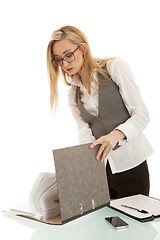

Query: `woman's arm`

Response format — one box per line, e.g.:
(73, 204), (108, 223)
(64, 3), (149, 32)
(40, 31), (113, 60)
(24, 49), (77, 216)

(90, 58), (150, 162)
(107, 58), (150, 141)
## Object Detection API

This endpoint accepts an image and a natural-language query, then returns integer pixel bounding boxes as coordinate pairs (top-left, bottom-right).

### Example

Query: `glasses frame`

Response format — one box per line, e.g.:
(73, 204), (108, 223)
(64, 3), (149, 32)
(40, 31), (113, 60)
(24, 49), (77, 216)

(52, 46), (80, 67)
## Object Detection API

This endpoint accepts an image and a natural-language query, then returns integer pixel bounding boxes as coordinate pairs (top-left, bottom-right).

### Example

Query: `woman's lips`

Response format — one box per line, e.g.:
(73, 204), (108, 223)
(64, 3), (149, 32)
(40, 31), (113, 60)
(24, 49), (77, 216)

(66, 68), (73, 72)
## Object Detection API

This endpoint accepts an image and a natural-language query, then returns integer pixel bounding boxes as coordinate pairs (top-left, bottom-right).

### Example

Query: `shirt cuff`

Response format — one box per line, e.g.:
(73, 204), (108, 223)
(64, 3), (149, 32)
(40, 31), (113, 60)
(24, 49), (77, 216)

(118, 139), (127, 146)
(115, 121), (139, 142)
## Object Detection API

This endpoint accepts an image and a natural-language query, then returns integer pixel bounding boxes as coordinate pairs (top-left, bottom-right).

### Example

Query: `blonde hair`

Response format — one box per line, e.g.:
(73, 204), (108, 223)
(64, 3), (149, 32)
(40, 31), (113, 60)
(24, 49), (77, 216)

(47, 25), (112, 111)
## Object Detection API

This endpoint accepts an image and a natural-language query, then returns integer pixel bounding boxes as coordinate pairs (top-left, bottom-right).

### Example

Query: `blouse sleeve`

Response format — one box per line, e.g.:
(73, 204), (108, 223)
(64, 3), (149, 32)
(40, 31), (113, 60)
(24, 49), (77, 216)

(107, 58), (150, 141)
(68, 86), (96, 144)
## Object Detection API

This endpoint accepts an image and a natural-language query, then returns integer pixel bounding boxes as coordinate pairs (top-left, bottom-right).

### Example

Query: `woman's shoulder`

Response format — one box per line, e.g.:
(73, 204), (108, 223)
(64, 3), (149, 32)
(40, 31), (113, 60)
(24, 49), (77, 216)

(106, 57), (129, 70)
(106, 58), (132, 78)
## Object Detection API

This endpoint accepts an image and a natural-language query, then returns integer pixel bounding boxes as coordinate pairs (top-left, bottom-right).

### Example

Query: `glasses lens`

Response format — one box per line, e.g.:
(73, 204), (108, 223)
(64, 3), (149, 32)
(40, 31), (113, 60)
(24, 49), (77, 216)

(52, 59), (62, 67)
(64, 53), (75, 63)
(52, 48), (78, 67)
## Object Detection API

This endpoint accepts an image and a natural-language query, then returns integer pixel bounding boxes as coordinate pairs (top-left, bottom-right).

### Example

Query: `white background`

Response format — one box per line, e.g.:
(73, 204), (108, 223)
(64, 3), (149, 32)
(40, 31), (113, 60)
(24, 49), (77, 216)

(0, 0), (160, 238)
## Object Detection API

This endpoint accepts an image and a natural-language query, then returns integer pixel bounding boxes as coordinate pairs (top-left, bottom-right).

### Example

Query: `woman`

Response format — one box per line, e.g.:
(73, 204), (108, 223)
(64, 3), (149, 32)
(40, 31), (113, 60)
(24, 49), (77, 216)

(47, 25), (153, 199)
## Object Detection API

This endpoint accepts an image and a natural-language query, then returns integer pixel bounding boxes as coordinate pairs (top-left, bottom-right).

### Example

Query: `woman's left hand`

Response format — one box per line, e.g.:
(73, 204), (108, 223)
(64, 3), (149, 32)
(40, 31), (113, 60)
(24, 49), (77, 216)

(90, 129), (126, 162)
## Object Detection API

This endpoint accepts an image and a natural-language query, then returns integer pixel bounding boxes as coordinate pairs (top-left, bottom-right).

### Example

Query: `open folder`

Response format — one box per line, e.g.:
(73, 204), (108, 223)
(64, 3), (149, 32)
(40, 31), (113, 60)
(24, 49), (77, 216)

(110, 194), (160, 222)
(4, 143), (110, 225)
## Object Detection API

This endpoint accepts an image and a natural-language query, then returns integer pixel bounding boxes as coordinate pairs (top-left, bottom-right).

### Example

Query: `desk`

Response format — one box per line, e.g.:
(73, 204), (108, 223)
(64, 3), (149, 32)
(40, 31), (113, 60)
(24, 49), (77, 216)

(2, 206), (160, 240)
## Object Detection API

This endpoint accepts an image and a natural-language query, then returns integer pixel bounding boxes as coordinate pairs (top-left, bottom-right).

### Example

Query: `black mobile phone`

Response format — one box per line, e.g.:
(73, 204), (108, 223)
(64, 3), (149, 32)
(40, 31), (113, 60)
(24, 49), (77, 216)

(105, 216), (129, 229)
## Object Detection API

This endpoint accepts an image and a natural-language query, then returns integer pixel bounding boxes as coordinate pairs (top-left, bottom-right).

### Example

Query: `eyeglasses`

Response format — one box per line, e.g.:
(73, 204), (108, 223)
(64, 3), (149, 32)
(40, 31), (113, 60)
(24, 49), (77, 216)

(52, 46), (80, 67)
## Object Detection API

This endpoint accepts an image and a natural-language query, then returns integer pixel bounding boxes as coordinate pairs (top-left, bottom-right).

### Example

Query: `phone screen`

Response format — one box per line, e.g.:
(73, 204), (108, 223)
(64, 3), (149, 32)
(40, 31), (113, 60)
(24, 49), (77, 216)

(105, 217), (129, 229)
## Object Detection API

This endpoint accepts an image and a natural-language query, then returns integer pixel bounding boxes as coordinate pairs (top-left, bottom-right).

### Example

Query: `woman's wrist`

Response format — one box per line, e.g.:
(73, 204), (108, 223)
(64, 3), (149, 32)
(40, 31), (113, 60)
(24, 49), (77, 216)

(111, 129), (126, 142)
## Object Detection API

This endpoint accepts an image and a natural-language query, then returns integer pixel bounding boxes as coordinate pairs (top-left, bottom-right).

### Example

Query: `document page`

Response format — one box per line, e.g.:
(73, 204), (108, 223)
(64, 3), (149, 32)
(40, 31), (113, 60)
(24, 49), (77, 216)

(5, 202), (35, 218)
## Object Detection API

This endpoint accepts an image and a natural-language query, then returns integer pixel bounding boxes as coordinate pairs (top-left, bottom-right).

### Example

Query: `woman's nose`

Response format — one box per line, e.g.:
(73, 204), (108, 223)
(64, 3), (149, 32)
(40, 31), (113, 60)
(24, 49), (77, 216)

(62, 60), (69, 68)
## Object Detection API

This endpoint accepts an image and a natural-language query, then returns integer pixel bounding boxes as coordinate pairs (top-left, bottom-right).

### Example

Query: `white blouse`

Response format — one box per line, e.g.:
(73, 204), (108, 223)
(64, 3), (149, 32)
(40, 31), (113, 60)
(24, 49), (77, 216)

(68, 58), (153, 174)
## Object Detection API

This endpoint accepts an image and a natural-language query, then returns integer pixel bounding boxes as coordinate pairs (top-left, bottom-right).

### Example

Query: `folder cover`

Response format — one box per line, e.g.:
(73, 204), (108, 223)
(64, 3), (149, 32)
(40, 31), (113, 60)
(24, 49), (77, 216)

(53, 143), (110, 224)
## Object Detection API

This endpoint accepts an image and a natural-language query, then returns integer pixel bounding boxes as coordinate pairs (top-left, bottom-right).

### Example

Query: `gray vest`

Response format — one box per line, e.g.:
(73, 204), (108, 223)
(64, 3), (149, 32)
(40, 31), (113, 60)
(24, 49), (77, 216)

(75, 68), (130, 150)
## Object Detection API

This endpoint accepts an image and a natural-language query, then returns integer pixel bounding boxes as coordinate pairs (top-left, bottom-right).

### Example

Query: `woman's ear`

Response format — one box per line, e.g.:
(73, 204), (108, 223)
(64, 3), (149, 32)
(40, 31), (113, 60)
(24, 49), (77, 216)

(80, 43), (88, 56)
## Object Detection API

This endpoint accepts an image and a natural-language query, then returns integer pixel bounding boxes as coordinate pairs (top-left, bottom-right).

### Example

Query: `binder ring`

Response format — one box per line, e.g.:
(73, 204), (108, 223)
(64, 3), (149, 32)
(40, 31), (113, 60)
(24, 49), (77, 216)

(79, 203), (83, 215)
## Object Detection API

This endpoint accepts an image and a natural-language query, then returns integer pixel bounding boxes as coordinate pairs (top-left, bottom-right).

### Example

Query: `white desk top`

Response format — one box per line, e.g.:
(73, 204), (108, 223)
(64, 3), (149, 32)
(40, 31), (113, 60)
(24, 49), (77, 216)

(2, 206), (160, 240)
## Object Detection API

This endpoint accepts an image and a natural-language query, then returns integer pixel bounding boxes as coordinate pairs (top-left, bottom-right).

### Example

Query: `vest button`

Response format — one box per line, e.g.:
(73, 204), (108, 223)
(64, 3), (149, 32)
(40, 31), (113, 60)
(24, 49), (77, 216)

(100, 130), (105, 135)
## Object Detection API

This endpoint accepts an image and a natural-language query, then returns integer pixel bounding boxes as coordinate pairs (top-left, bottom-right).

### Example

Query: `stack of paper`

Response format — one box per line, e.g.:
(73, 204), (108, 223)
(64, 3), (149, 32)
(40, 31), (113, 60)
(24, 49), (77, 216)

(29, 172), (60, 221)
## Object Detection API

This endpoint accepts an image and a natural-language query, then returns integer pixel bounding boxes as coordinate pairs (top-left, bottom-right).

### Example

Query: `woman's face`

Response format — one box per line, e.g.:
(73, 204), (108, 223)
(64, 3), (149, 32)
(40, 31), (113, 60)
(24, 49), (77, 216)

(52, 39), (85, 76)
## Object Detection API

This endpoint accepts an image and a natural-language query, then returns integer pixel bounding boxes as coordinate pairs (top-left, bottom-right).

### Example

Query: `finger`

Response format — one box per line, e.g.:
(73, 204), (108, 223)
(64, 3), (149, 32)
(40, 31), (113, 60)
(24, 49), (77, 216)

(90, 137), (104, 149)
(96, 145), (105, 160)
(90, 140), (99, 149)
(100, 147), (111, 162)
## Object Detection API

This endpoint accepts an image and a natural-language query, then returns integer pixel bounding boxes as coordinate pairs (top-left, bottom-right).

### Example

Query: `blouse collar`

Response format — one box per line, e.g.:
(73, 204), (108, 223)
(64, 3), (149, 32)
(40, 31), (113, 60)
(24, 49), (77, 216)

(71, 73), (83, 87)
